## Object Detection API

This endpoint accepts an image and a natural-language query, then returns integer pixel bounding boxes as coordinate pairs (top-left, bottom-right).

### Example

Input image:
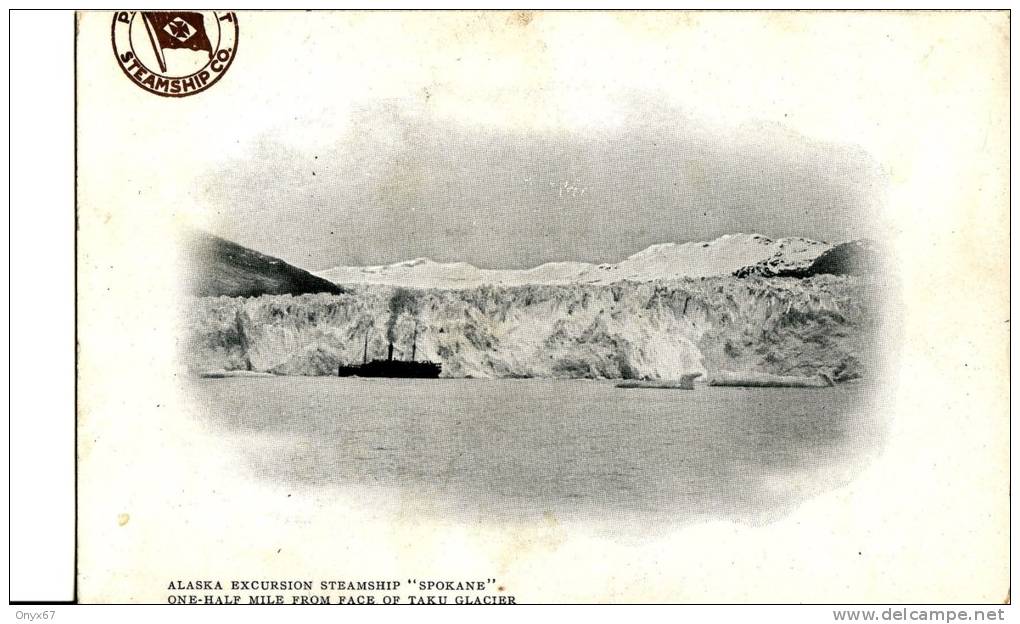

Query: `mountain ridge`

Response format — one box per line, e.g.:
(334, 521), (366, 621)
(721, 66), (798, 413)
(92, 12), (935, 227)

(182, 229), (346, 298)
(315, 233), (837, 289)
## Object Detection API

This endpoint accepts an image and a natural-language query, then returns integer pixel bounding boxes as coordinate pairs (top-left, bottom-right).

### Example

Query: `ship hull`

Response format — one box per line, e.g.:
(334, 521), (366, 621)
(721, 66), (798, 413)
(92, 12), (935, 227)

(338, 359), (442, 378)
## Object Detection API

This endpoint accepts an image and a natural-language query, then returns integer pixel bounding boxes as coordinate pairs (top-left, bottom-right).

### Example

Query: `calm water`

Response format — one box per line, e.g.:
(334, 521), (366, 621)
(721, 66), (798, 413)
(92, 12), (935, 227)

(188, 377), (883, 526)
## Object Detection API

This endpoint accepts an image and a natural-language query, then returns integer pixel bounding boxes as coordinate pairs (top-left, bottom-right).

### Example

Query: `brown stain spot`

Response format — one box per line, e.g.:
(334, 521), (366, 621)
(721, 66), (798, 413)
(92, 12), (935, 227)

(78, 436), (95, 460)
(1004, 588), (1010, 604)
(116, 513), (130, 526)
(497, 585), (505, 592)
(511, 11), (533, 27)
(495, 512), (568, 574)
(614, 12), (699, 39)
(764, 12), (807, 35)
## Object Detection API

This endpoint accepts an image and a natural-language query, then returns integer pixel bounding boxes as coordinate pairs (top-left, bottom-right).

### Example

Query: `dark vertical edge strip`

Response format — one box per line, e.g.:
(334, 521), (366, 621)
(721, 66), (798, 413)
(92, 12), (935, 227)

(73, 9), (80, 605)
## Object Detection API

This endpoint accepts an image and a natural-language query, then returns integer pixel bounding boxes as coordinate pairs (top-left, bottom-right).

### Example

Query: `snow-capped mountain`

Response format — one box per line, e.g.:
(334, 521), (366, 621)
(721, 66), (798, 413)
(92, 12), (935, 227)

(315, 233), (833, 289)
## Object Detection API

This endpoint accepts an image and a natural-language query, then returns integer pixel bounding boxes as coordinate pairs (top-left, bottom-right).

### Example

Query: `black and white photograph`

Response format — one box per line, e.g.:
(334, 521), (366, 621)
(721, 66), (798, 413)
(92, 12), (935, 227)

(177, 97), (894, 530)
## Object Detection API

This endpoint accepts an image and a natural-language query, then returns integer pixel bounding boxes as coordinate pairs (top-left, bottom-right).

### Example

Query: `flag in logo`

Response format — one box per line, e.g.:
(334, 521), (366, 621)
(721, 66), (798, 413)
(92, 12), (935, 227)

(140, 12), (213, 71)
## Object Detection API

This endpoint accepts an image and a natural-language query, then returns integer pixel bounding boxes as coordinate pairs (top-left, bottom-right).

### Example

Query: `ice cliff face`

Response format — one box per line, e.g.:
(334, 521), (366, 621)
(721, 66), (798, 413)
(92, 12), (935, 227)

(182, 275), (882, 381)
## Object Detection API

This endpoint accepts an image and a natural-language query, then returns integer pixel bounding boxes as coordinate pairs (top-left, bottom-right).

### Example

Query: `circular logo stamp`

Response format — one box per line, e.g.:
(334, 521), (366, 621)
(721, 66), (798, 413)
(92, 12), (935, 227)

(111, 11), (237, 97)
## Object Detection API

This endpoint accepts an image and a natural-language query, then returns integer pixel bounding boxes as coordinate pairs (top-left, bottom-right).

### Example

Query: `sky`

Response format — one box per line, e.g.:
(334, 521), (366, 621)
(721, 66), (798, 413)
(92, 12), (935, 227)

(77, 11), (1007, 271)
(75, 10), (987, 272)
(201, 94), (886, 271)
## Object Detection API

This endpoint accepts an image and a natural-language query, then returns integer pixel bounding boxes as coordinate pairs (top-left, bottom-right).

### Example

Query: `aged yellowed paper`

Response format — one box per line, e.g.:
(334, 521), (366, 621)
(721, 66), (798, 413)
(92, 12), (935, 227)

(76, 10), (1008, 604)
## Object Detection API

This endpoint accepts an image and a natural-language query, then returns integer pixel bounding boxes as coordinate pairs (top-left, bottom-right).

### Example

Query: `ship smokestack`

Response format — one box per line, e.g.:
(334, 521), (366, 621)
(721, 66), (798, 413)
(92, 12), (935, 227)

(388, 342), (394, 361)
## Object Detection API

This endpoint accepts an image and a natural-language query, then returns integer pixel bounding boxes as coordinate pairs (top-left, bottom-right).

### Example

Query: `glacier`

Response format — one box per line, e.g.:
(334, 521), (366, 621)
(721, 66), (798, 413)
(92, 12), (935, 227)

(181, 275), (884, 382)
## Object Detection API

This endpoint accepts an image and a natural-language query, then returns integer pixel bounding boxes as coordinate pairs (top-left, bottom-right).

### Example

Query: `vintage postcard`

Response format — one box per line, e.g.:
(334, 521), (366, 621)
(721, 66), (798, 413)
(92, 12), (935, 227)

(73, 10), (1009, 604)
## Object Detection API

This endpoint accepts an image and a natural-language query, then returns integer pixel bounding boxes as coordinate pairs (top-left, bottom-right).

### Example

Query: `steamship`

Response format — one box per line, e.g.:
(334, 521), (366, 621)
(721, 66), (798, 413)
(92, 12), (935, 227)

(337, 326), (441, 379)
